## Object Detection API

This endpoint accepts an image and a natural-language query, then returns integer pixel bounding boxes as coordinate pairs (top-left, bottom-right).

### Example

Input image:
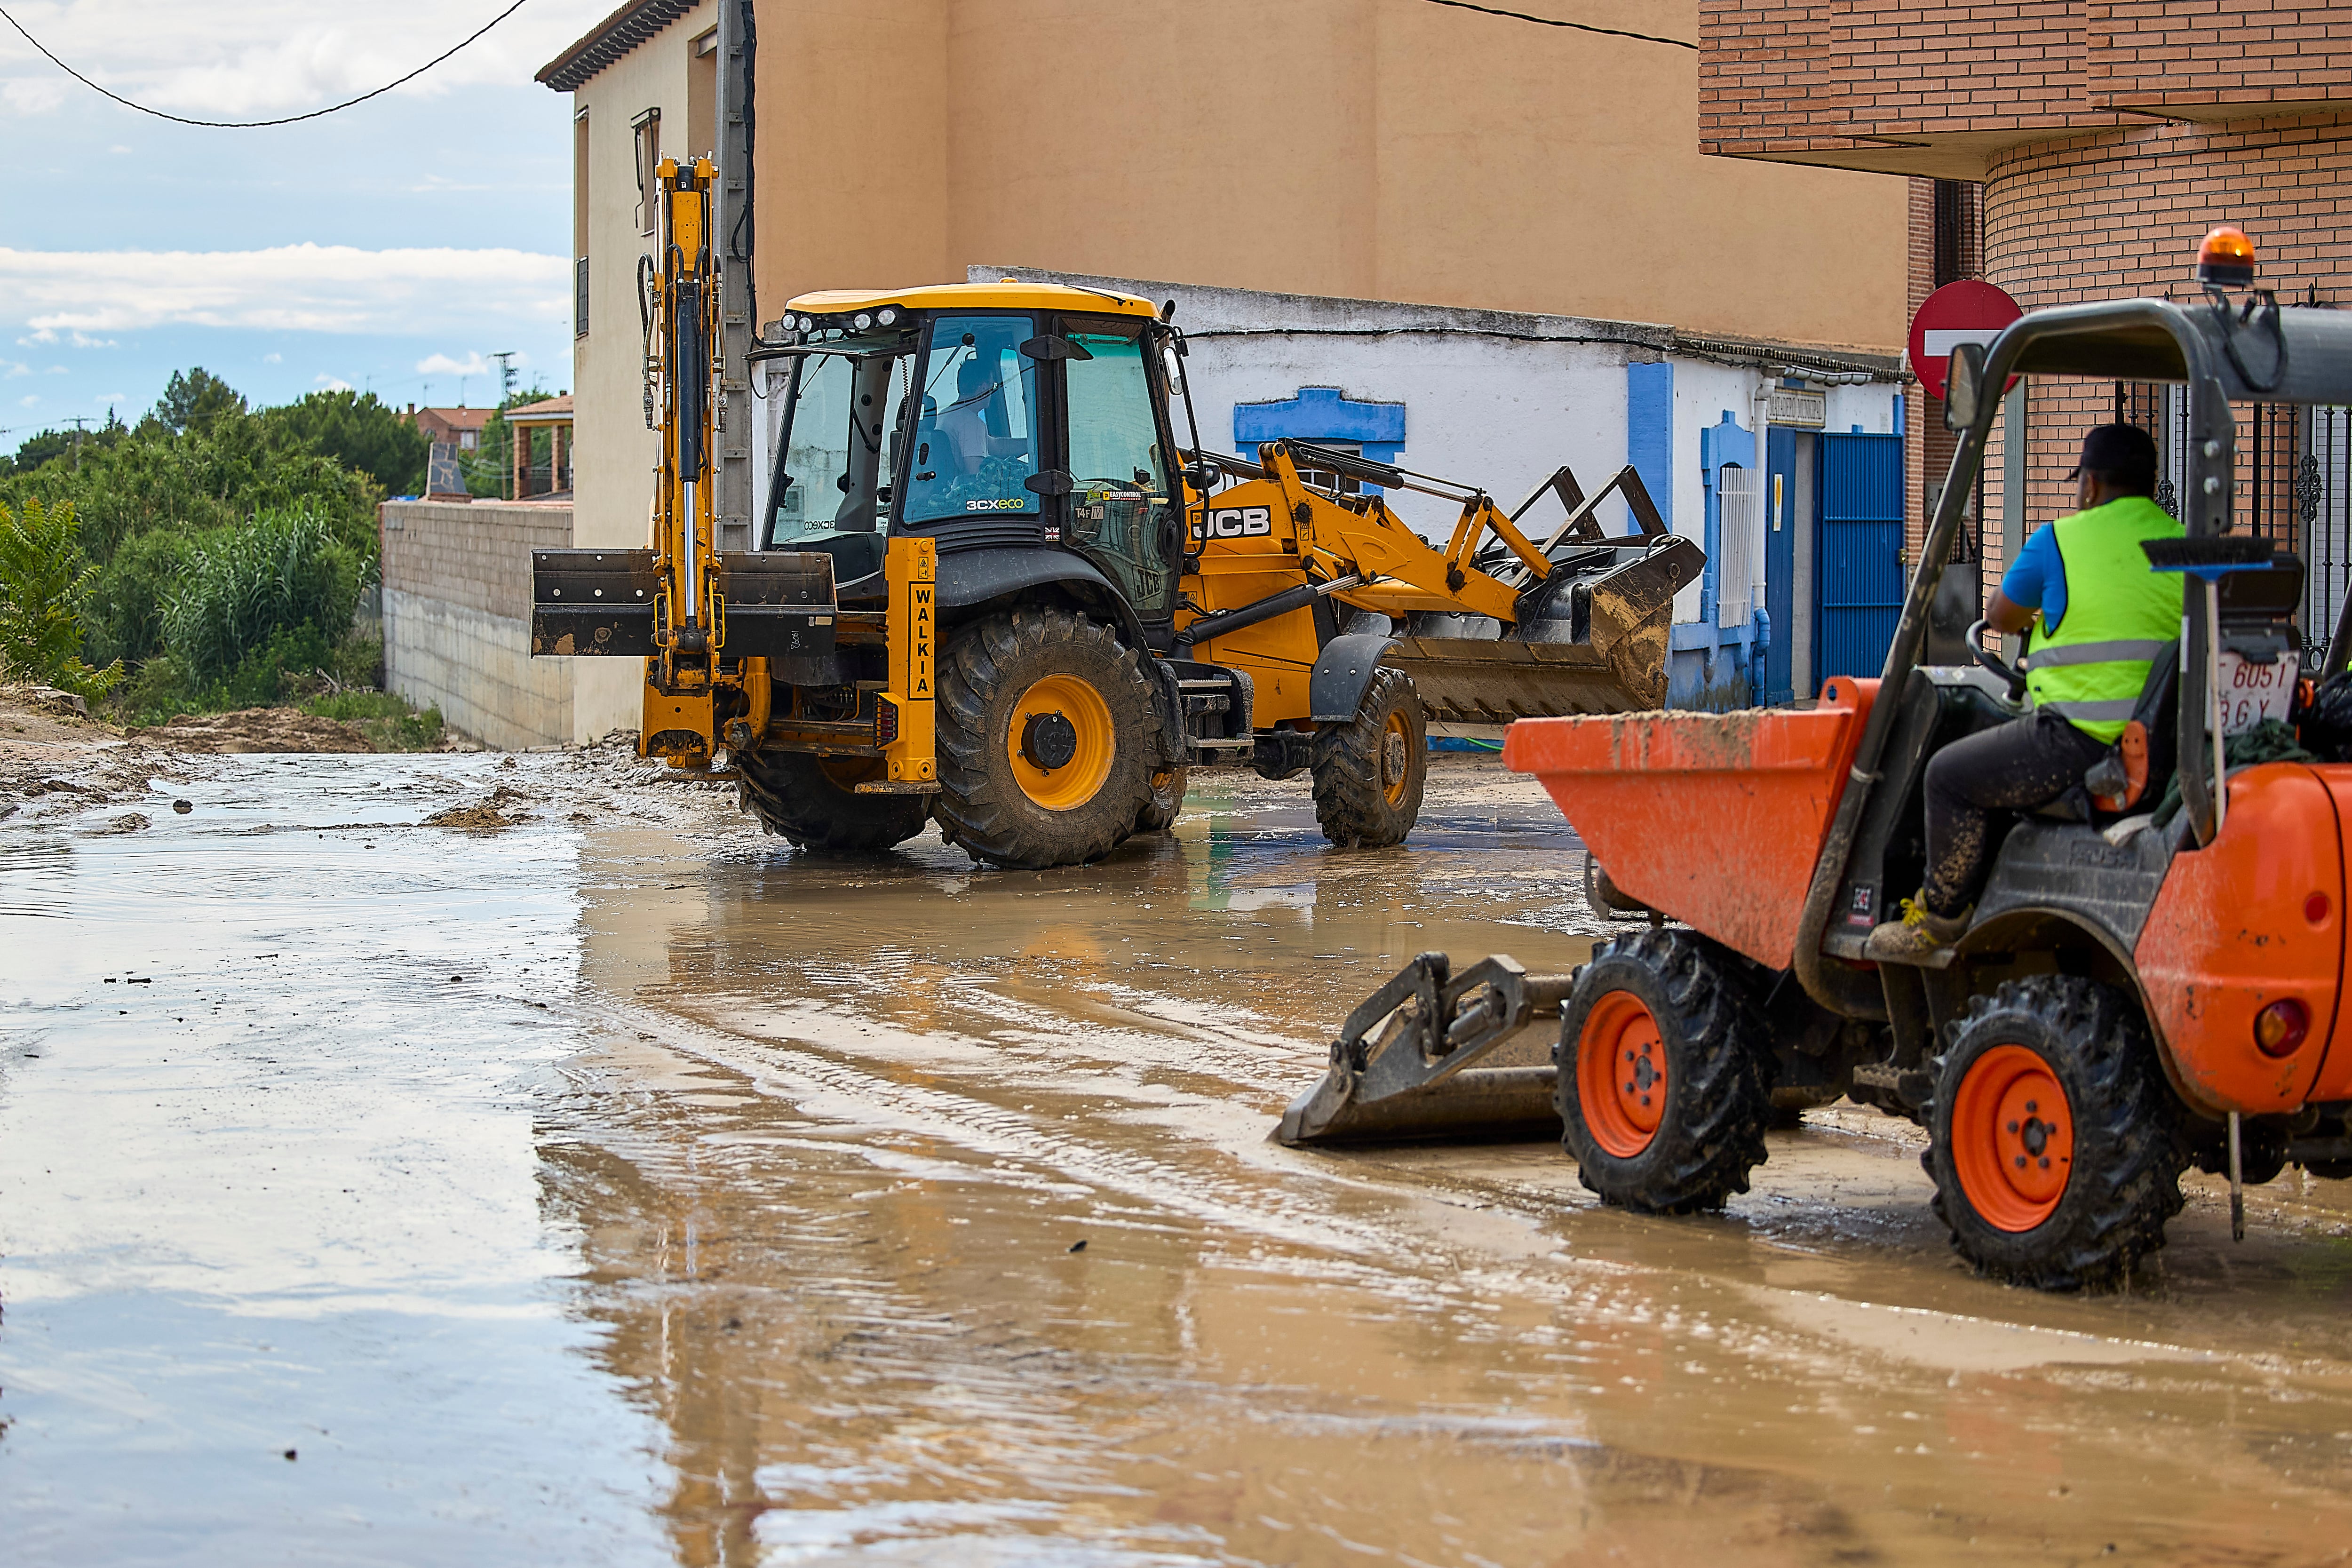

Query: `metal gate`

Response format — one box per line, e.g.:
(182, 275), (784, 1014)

(1816, 432), (1907, 680)
(2117, 383), (2352, 664)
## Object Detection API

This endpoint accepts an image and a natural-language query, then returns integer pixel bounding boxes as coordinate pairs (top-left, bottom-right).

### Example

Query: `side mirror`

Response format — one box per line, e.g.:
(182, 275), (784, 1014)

(1183, 460), (1222, 491)
(1943, 342), (1986, 432)
(1024, 470), (1074, 498)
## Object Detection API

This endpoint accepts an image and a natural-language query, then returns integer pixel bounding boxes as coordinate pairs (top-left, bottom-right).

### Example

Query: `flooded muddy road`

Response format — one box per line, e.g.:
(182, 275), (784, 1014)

(10, 751), (2352, 1566)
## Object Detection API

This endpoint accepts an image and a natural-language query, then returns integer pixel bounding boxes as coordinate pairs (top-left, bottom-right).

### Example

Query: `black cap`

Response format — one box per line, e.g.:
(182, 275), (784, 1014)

(2066, 422), (2159, 482)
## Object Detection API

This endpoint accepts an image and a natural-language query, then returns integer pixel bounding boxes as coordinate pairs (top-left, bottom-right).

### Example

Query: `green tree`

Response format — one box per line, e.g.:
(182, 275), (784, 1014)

(263, 389), (430, 496)
(84, 526), (197, 668)
(146, 367), (248, 438)
(0, 496), (123, 698)
(464, 384), (560, 499)
(3, 416), (127, 479)
(0, 412), (375, 566)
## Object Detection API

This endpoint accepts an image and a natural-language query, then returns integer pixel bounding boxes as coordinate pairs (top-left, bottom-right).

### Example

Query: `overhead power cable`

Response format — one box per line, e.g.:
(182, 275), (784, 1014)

(1416, 0), (1697, 49)
(0, 0), (531, 128)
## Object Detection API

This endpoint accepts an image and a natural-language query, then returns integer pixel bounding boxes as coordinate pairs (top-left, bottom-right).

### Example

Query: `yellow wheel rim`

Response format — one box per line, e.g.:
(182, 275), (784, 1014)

(1382, 710), (1412, 806)
(1009, 673), (1115, 811)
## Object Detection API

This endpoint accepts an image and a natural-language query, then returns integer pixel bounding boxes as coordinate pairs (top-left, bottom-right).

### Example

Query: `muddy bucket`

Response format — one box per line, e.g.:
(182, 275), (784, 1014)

(1275, 954), (1574, 1147)
(1387, 534), (1703, 722)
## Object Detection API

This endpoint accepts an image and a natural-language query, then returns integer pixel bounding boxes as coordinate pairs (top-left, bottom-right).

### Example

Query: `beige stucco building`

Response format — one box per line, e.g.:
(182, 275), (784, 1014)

(510, 0), (1911, 740)
(545, 0), (1906, 525)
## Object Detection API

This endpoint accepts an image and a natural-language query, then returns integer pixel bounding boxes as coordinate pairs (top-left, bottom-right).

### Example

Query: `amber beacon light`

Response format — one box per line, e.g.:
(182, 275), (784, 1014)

(2196, 225), (2258, 287)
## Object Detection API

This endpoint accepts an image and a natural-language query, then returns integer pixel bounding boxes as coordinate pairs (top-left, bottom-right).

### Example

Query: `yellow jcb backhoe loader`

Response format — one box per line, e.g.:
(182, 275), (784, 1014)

(532, 159), (1703, 868)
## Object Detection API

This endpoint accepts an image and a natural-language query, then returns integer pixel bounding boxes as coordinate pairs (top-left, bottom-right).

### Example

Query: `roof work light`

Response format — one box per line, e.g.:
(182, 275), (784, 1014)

(2196, 225), (2257, 288)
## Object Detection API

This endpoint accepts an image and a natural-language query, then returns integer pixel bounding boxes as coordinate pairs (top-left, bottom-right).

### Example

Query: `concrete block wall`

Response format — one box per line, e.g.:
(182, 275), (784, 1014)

(381, 501), (576, 749)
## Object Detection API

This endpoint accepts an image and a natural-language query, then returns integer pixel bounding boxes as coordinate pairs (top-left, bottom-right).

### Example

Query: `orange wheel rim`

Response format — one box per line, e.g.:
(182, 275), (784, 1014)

(1576, 991), (1667, 1157)
(1007, 674), (1115, 811)
(1950, 1043), (2073, 1232)
(1382, 710), (1411, 806)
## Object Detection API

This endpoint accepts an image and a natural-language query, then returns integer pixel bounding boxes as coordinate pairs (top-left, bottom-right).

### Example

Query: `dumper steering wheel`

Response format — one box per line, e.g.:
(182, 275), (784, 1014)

(1968, 618), (2030, 701)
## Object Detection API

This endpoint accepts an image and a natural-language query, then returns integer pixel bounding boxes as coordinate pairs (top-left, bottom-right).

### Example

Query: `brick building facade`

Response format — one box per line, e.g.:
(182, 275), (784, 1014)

(1699, 1), (2352, 627)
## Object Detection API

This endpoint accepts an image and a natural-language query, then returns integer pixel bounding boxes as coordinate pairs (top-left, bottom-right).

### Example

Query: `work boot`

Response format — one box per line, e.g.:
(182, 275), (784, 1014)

(1863, 892), (1970, 963)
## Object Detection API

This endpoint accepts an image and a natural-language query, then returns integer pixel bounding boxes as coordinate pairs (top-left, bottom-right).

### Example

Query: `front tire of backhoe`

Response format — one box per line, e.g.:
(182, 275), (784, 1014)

(1923, 976), (2185, 1291)
(934, 608), (1157, 869)
(1556, 928), (1776, 1213)
(736, 751), (929, 853)
(1311, 666), (1425, 849)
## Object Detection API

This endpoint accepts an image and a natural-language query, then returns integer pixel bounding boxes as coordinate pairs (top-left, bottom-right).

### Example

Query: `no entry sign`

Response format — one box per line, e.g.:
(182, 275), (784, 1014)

(1908, 280), (2023, 403)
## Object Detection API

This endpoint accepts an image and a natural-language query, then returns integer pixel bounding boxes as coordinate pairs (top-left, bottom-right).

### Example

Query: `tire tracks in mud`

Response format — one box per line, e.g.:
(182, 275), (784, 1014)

(612, 984), (2352, 1389)
(591, 985), (1446, 1284)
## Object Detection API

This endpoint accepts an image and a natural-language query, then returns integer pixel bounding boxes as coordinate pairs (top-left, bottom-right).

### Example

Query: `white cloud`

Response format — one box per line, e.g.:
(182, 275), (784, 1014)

(18, 395), (37, 407)
(416, 350), (488, 377)
(94, 392), (126, 406)
(0, 1), (616, 119)
(262, 351), (282, 364)
(107, 143), (129, 153)
(44, 365), (65, 374)
(314, 374), (353, 391)
(0, 244), (568, 334)
(1, 361), (26, 378)
(17, 328), (54, 345)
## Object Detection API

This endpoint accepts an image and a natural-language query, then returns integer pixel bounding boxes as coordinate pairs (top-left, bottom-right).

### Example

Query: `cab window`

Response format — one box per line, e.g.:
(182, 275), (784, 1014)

(1064, 323), (1173, 616)
(901, 315), (1040, 527)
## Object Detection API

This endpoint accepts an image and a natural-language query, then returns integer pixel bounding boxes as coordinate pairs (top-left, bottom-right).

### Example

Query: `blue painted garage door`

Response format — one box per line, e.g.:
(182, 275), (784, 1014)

(1816, 433), (1906, 681)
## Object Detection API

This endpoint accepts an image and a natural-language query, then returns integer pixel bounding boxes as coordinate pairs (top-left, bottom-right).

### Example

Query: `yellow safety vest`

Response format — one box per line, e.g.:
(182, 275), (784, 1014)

(2024, 496), (2185, 744)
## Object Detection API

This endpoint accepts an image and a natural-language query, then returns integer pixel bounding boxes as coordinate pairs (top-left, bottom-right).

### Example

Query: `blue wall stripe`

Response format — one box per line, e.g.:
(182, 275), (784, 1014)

(1625, 361), (1673, 537)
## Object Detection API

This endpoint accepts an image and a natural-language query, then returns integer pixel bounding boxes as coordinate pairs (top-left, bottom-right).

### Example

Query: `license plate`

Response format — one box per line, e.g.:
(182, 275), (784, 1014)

(2217, 649), (2297, 735)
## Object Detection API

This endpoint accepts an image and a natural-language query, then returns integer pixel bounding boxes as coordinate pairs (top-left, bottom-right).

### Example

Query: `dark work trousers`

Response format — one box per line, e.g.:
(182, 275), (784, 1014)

(1920, 710), (2111, 917)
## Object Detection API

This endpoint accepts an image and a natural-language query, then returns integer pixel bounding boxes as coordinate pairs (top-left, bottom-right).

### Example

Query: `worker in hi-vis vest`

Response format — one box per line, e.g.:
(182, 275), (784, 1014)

(1867, 422), (2184, 961)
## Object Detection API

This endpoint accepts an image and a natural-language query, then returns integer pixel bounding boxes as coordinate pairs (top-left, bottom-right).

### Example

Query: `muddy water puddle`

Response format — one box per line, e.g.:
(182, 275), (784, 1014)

(10, 755), (2352, 1564)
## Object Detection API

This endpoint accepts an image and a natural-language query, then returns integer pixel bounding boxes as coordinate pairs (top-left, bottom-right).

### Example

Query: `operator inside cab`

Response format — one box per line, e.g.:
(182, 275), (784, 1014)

(938, 355), (1026, 475)
(1866, 422), (2183, 961)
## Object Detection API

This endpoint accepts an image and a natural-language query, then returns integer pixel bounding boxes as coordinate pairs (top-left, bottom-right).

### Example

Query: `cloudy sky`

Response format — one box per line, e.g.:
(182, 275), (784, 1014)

(0, 0), (614, 443)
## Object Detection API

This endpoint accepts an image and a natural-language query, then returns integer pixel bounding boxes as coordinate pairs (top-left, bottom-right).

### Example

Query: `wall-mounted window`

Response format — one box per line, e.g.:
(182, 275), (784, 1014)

(689, 31), (718, 163)
(573, 108), (590, 337)
(1295, 443), (1364, 495)
(461, 430), (478, 451)
(632, 107), (661, 237)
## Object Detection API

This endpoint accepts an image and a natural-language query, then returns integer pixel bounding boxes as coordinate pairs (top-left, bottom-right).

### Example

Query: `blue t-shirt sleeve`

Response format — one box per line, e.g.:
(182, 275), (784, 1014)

(2000, 523), (2068, 634)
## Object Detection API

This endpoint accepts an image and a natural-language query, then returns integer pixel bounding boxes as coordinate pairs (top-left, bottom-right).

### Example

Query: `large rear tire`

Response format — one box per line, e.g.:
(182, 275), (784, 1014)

(1311, 666), (1426, 849)
(1923, 976), (2185, 1291)
(1556, 927), (1776, 1212)
(935, 607), (1158, 868)
(737, 751), (929, 853)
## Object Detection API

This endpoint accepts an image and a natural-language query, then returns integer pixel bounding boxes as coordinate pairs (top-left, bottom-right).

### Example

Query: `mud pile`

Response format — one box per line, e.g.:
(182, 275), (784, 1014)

(128, 708), (374, 755)
(421, 784), (534, 832)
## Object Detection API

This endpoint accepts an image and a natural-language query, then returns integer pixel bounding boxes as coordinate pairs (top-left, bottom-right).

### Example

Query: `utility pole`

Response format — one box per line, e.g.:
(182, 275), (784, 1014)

(66, 415), (90, 472)
(715, 0), (756, 551)
(491, 352), (521, 499)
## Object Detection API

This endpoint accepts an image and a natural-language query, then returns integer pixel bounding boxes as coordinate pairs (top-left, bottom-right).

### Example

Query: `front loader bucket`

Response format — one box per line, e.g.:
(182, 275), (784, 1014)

(1275, 952), (1575, 1146)
(1385, 534), (1704, 722)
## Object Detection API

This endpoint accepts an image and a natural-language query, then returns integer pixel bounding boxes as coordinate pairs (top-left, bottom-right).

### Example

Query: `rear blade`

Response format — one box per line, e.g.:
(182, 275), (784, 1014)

(1273, 952), (1575, 1146)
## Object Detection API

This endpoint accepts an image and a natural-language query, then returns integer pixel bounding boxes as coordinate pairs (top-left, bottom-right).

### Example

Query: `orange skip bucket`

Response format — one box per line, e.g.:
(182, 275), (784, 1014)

(1501, 677), (1879, 971)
